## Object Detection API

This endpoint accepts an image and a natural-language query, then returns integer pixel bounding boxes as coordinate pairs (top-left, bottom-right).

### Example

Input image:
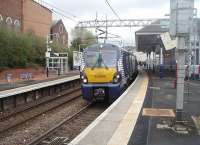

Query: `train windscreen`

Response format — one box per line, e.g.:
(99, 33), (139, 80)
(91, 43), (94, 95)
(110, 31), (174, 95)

(85, 50), (117, 68)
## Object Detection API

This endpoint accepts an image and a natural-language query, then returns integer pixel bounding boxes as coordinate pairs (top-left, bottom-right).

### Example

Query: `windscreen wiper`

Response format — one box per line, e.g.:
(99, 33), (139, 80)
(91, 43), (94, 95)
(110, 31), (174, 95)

(91, 53), (108, 70)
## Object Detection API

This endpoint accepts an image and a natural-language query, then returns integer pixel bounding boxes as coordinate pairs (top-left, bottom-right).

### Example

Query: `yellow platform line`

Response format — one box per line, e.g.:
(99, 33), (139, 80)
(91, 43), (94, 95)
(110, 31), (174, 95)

(107, 74), (149, 145)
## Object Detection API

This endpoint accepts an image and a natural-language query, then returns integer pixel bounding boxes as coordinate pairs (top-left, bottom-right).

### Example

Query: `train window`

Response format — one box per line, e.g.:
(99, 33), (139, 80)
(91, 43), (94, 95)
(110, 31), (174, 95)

(85, 51), (99, 67)
(85, 50), (117, 68)
(101, 50), (117, 67)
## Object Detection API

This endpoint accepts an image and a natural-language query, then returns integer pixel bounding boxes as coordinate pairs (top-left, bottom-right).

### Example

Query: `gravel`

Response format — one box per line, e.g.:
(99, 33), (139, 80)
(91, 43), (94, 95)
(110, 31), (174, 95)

(0, 97), (87, 145)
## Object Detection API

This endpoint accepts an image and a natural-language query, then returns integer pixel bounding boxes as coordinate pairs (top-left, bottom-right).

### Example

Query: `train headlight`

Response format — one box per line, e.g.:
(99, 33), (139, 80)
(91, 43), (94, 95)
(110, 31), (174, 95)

(83, 78), (88, 83)
(113, 73), (121, 84)
(80, 73), (88, 84)
(81, 75), (85, 79)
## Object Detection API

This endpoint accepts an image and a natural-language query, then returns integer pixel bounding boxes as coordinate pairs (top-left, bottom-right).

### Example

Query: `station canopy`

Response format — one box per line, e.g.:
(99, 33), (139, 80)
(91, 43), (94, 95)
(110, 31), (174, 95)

(135, 19), (170, 53)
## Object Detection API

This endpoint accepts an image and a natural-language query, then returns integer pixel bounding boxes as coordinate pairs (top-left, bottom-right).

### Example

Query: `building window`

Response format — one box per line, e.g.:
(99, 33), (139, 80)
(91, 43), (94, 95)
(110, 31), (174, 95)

(0, 14), (3, 22)
(62, 35), (65, 44)
(59, 24), (64, 34)
(6, 17), (13, 25)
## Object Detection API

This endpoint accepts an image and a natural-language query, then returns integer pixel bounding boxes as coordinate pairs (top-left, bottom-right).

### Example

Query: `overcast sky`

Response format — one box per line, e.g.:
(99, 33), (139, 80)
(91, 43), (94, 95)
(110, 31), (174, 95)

(44, 0), (200, 45)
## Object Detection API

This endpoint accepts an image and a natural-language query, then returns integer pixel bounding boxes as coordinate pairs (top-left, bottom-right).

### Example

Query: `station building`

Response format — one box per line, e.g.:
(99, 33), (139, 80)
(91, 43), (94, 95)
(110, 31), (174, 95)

(0, 0), (52, 38)
(51, 19), (68, 47)
(136, 19), (200, 77)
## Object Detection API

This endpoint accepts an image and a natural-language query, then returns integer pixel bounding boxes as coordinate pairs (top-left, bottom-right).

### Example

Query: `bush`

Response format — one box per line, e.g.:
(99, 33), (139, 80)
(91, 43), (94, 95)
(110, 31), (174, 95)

(0, 26), (46, 70)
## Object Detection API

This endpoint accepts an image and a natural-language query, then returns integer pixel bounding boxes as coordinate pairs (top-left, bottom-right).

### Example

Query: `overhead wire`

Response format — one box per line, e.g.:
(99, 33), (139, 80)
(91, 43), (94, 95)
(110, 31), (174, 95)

(104, 0), (122, 43)
(105, 0), (121, 21)
(41, 0), (77, 18)
(51, 9), (77, 22)
(35, 0), (78, 22)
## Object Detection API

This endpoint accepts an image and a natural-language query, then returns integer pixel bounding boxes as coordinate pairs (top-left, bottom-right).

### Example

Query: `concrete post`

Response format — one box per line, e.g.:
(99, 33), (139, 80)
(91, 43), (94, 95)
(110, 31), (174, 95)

(150, 52), (153, 70)
(160, 47), (163, 65)
(146, 53), (149, 70)
(46, 58), (49, 78)
(160, 47), (164, 78)
(153, 51), (156, 72)
(176, 37), (186, 121)
(149, 52), (151, 70)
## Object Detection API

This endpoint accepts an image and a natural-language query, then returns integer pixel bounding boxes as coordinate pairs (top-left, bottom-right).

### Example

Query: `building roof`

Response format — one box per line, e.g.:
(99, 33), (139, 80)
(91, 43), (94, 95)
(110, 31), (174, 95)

(136, 19), (169, 35)
(51, 19), (68, 33)
(52, 19), (61, 27)
(135, 19), (169, 53)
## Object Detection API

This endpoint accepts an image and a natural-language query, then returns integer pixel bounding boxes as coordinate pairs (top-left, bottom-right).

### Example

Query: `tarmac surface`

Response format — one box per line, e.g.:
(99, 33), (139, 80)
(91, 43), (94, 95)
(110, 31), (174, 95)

(147, 75), (200, 145)
(129, 73), (200, 145)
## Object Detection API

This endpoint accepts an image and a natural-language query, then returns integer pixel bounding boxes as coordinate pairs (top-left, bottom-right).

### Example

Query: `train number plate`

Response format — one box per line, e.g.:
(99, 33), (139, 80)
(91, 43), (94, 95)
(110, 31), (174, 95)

(93, 88), (105, 97)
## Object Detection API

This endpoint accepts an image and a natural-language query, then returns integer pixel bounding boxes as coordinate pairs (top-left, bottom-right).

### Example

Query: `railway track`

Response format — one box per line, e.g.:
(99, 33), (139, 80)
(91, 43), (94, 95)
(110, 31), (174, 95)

(28, 103), (108, 145)
(0, 86), (81, 133)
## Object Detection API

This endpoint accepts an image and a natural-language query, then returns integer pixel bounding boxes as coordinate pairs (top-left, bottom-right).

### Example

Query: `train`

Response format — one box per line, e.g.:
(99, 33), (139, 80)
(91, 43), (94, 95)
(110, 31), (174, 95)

(80, 43), (138, 103)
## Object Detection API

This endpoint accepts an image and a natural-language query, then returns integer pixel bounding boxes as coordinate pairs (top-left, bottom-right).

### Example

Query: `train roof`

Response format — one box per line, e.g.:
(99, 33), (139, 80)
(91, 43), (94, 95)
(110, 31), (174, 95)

(85, 43), (120, 51)
(84, 43), (136, 57)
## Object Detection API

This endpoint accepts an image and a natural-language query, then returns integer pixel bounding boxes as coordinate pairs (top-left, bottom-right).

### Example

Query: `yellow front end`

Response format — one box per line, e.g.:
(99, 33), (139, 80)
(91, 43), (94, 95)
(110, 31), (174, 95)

(84, 68), (117, 83)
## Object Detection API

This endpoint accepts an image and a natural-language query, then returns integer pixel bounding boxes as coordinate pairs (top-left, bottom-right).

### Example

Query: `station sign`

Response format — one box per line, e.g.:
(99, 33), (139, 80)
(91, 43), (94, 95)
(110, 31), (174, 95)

(73, 51), (82, 69)
(160, 32), (177, 50)
(45, 52), (50, 58)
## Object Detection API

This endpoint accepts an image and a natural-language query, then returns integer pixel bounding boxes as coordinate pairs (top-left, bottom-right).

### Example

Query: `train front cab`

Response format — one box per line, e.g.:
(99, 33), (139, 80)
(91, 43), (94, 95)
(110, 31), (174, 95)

(81, 68), (123, 103)
(82, 83), (122, 103)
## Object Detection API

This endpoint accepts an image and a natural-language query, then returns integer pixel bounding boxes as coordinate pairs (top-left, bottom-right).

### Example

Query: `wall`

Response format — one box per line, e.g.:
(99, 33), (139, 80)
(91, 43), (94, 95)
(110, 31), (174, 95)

(23, 0), (52, 38)
(0, 0), (22, 20)
(0, 0), (22, 29)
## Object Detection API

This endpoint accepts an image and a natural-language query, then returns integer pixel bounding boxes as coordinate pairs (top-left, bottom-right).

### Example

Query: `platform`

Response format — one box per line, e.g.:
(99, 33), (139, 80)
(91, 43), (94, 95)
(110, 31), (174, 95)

(0, 75), (80, 99)
(70, 72), (149, 145)
(146, 75), (200, 145)
(0, 71), (79, 91)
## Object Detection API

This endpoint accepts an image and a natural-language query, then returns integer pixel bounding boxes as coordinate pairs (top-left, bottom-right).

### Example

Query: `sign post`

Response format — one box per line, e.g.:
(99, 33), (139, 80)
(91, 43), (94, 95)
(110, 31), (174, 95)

(170, 0), (194, 122)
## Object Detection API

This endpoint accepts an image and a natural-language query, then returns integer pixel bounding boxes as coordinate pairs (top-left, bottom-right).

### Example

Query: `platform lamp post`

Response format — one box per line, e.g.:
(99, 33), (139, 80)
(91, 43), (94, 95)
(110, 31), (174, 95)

(45, 33), (59, 77)
(170, 0), (194, 122)
(156, 35), (164, 78)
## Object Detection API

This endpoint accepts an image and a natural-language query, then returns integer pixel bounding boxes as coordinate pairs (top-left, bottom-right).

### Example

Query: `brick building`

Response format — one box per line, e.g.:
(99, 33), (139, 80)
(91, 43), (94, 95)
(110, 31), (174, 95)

(0, 0), (52, 38)
(51, 20), (68, 47)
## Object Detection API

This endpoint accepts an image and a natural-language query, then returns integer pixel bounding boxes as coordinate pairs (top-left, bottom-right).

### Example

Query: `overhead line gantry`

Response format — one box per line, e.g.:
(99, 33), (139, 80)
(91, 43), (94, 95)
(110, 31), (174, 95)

(76, 19), (168, 28)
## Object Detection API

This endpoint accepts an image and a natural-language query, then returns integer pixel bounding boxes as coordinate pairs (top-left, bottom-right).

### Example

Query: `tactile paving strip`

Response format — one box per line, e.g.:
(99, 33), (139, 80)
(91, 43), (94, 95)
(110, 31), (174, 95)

(142, 108), (175, 117)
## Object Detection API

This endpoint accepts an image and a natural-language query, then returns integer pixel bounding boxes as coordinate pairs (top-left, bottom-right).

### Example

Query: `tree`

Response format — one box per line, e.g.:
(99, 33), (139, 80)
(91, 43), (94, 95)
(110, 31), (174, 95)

(70, 28), (96, 51)
(67, 28), (96, 70)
